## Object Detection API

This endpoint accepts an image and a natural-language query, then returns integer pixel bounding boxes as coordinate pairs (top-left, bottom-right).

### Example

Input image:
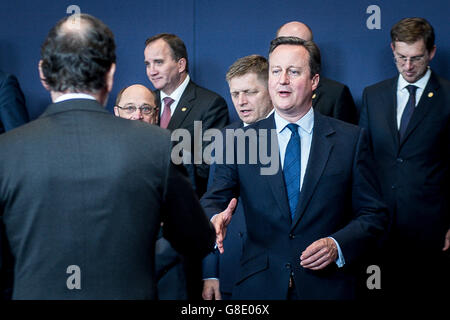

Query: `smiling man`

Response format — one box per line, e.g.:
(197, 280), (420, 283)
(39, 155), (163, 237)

(359, 17), (450, 299)
(202, 37), (387, 300)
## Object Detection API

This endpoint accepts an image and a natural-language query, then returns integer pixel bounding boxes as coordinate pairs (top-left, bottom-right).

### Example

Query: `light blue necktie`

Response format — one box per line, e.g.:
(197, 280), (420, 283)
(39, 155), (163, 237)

(283, 123), (301, 219)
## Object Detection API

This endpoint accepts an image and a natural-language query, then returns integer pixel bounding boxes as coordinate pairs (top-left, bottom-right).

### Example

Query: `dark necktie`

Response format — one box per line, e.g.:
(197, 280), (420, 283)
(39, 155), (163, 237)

(283, 123), (301, 219)
(160, 97), (174, 129)
(399, 85), (417, 140)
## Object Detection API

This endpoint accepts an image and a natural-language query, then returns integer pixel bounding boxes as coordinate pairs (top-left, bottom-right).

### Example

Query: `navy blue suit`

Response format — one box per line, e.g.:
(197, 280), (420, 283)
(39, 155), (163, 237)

(0, 71), (29, 134)
(359, 71), (450, 298)
(201, 111), (387, 299)
(202, 121), (247, 299)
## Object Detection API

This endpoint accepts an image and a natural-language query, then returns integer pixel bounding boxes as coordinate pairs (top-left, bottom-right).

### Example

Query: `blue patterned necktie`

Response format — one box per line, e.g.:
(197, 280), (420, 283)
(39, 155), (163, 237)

(399, 85), (417, 140)
(283, 123), (301, 219)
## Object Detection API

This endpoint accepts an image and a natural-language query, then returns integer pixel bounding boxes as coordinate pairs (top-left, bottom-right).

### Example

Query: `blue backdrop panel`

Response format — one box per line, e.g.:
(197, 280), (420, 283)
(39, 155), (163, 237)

(0, 0), (449, 122)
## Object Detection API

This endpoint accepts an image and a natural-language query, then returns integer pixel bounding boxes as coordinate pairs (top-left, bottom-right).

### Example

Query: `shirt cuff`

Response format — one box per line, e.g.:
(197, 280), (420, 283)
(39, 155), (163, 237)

(328, 237), (345, 268)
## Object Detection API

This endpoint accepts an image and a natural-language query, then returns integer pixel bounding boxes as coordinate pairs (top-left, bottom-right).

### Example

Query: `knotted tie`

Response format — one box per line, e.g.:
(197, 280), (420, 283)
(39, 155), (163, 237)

(283, 123), (301, 219)
(160, 97), (174, 129)
(399, 85), (417, 140)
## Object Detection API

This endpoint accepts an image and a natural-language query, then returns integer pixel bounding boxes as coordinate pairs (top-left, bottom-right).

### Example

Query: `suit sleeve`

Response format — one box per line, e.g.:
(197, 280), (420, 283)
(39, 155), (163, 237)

(330, 128), (388, 265)
(333, 85), (358, 125)
(202, 250), (220, 279)
(0, 74), (29, 132)
(161, 154), (215, 259)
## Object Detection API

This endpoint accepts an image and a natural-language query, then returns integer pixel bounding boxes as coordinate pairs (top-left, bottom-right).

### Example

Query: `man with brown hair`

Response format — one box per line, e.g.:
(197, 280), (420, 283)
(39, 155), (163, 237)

(202, 55), (272, 300)
(204, 37), (387, 299)
(276, 21), (358, 124)
(359, 17), (450, 299)
(0, 14), (214, 299)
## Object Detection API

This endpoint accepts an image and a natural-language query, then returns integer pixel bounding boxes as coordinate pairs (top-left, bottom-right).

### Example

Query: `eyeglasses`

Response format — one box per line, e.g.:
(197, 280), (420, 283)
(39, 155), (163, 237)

(116, 104), (158, 115)
(393, 54), (427, 66)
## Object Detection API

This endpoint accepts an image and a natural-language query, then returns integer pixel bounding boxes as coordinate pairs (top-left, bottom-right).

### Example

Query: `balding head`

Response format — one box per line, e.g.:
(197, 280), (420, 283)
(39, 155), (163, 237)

(276, 21), (313, 41)
(114, 84), (158, 124)
(39, 14), (116, 96)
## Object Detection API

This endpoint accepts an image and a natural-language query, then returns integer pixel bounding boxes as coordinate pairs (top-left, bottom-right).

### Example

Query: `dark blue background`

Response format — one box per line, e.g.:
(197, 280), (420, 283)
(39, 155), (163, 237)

(1, 0), (449, 122)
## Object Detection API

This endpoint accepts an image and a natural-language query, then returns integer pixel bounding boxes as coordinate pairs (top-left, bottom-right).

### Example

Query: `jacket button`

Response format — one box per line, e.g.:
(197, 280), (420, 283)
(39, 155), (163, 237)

(396, 158), (404, 163)
(285, 263), (291, 269)
(289, 234), (295, 239)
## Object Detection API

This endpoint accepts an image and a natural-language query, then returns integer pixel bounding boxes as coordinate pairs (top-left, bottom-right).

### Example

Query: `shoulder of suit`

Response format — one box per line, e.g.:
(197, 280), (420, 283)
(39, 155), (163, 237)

(319, 77), (347, 90)
(316, 111), (360, 135)
(363, 76), (397, 93)
(188, 80), (226, 101)
(432, 72), (450, 88)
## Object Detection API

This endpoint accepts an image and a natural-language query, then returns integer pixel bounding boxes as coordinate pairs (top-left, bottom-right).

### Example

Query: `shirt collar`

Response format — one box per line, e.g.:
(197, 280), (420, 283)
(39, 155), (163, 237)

(274, 107), (314, 134)
(397, 68), (431, 91)
(160, 74), (190, 102)
(54, 93), (96, 103)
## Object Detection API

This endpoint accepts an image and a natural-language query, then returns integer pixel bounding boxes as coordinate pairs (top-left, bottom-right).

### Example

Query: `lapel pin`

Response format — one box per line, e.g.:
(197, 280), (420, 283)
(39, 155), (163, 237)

(428, 92), (434, 98)
(181, 107), (187, 112)
(312, 93), (316, 99)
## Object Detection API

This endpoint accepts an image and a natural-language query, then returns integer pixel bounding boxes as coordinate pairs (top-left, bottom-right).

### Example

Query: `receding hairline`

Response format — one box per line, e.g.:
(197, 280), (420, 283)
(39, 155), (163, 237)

(276, 21), (314, 41)
(116, 84), (155, 105)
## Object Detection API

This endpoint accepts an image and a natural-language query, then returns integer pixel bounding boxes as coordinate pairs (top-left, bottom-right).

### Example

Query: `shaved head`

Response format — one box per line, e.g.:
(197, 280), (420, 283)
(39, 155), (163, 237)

(276, 21), (313, 41)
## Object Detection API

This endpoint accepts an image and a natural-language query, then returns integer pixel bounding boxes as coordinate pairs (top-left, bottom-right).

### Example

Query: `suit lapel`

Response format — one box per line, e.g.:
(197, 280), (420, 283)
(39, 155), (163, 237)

(385, 78), (400, 149)
(400, 72), (440, 146)
(167, 81), (196, 130)
(291, 112), (334, 230)
(256, 115), (291, 220)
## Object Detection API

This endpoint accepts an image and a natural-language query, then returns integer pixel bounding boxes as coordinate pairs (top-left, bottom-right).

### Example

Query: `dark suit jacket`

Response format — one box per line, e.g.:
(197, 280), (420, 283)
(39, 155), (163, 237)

(202, 121), (247, 297)
(0, 98), (215, 299)
(155, 79), (228, 299)
(359, 72), (450, 254)
(0, 71), (29, 134)
(156, 79), (229, 197)
(313, 77), (358, 124)
(201, 112), (387, 299)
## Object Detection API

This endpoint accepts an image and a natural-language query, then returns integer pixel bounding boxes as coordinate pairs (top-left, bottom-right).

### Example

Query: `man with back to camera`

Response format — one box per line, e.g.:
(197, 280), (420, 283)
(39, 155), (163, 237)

(202, 55), (273, 300)
(0, 13), (215, 299)
(277, 21), (358, 124)
(359, 17), (450, 299)
(203, 37), (387, 299)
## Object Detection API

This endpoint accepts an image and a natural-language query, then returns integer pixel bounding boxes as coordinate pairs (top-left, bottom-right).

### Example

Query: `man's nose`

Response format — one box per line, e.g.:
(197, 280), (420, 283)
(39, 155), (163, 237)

(404, 59), (414, 70)
(238, 93), (247, 105)
(132, 109), (144, 120)
(149, 64), (158, 75)
(279, 70), (290, 84)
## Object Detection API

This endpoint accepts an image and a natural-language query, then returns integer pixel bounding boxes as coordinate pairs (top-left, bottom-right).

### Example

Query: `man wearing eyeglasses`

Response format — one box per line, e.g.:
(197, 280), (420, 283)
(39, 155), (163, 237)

(359, 17), (450, 299)
(114, 84), (158, 124)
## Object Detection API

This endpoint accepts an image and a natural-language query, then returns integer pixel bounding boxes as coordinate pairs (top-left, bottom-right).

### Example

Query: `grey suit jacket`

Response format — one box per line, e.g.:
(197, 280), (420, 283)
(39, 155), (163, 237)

(0, 98), (215, 299)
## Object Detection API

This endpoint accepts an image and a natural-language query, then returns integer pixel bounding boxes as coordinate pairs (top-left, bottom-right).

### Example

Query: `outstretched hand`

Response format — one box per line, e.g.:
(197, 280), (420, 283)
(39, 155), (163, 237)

(210, 198), (237, 254)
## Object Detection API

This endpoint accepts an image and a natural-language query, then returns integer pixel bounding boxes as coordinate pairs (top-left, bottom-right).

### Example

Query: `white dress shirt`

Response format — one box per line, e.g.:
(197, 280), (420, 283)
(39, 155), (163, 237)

(54, 93), (96, 103)
(160, 74), (191, 117)
(274, 107), (345, 267)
